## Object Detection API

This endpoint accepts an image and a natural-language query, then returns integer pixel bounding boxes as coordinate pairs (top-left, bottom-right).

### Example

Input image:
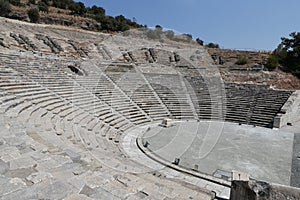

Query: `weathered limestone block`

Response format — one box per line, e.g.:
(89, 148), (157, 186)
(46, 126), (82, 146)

(230, 180), (300, 200)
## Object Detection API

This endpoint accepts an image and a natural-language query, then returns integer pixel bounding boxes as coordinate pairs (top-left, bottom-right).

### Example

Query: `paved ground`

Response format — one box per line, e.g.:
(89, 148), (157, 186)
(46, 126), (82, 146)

(142, 120), (295, 185)
(122, 122), (231, 199)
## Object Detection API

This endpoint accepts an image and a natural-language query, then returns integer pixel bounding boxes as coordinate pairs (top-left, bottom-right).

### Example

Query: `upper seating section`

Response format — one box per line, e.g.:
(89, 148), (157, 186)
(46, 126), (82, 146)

(0, 46), (293, 129)
(0, 17), (294, 129)
(224, 83), (293, 128)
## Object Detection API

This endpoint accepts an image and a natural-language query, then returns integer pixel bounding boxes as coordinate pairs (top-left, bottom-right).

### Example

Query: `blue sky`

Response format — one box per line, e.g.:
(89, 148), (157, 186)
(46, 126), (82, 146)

(77, 0), (300, 50)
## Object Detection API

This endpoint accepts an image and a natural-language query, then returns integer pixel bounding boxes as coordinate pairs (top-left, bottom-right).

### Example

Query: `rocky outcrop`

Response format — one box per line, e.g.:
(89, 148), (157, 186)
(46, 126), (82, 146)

(40, 15), (74, 27)
(36, 34), (63, 53)
(40, 15), (101, 31)
(230, 180), (300, 200)
(7, 11), (29, 22)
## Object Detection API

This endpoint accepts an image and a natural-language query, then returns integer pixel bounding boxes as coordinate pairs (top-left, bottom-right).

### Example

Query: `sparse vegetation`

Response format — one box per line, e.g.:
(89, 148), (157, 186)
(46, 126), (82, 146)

(236, 54), (248, 65)
(164, 30), (175, 40)
(0, 0), (142, 33)
(146, 29), (161, 40)
(0, 0), (220, 47)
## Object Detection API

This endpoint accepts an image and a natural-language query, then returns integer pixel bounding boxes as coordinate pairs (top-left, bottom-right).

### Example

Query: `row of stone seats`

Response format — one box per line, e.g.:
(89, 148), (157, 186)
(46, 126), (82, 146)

(0, 51), (293, 128)
(0, 54), (145, 151)
(74, 63), (152, 126)
(145, 73), (196, 119)
(1, 56), (135, 137)
(104, 68), (171, 120)
(174, 62), (293, 127)
(1, 110), (215, 199)
(173, 65), (224, 120)
(225, 83), (292, 127)
(185, 75), (292, 127)
(0, 60), (128, 157)
(0, 71), (185, 199)
(95, 44), (112, 60)
(183, 76), (218, 120)
(0, 27), (224, 198)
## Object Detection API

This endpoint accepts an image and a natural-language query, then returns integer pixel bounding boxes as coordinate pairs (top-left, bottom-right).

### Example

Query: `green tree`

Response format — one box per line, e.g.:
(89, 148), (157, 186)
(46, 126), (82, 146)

(8, 0), (20, 6)
(266, 44), (286, 70)
(280, 32), (300, 77)
(88, 5), (105, 16)
(28, 0), (36, 5)
(196, 38), (204, 46)
(40, 0), (49, 6)
(206, 42), (219, 48)
(38, 1), (49, 13)
(115, 15), (130, 32)
(98, 16), (115, 31)
(155, 24), (162, 30)
(181, 33), (193, 43)
(266, 32), (300, 77)
(0, 0), (11, 17)
(69, 1), (86, 16)
(52, 0), (72, 9)
(266, 54), (279, 70)
(28, 8), (39, 23)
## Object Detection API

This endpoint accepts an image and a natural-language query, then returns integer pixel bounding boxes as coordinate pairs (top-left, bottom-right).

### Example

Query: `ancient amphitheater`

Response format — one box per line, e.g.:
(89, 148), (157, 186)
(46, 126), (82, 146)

(0, 17), (300, 200)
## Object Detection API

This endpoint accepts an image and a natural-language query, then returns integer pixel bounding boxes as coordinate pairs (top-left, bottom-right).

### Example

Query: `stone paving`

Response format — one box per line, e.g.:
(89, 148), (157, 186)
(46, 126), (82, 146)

(142, 121), (294, 186)
(0, 116), (215, 199)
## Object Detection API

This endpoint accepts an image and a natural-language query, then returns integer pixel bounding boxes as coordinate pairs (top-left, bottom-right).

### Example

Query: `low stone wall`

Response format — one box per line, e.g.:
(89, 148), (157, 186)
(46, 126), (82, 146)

(274, 90), (300, 128)
(230, 180), (300, 200)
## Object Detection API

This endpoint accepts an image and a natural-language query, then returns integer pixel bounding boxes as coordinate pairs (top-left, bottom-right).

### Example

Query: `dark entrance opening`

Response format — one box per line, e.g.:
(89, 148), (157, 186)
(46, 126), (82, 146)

(68, 65), (83, 76)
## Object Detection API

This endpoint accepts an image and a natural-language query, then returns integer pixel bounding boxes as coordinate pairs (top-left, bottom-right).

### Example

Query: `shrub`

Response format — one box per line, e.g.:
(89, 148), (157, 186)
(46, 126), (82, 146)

(146, 29), (161, 40)
(69, 1), (86, 16)
(184, 33), (193, 39)
(52, 0), (72, 9)
(88, 5), (105, 16)
(196, 38), (204, 46)
(206, 43), (219, 48)
(28, 8), (39, 23)
(40, 0), (49, 6)
(8, 0), (20, 6)
(28, 0), (35, 5)
(265, 54), (279, 70)
(155, 24), (163, 31)
(38, 1), (49, 13)
(236, 54), (248, 65)
(0, 0), (11, 17)
(164, 30), (174, 40)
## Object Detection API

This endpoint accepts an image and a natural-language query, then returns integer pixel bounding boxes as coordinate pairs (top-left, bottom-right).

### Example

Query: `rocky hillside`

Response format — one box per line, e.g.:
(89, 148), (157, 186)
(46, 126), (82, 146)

(207, 48), (271, 67)
(206, 48), (300, 90)
(1, 0), (142, 32)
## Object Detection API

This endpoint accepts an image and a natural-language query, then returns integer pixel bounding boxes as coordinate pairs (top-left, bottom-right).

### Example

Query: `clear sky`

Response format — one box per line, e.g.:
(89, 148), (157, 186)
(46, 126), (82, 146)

(77, 0), (300, 51)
